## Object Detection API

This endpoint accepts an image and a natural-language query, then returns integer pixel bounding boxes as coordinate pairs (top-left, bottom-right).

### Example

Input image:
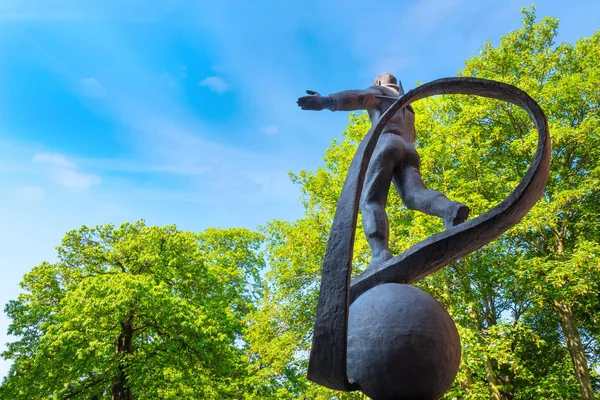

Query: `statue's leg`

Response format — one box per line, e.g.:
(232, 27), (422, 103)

(360, 134), (402, 270)
(393, 144), (469, 229)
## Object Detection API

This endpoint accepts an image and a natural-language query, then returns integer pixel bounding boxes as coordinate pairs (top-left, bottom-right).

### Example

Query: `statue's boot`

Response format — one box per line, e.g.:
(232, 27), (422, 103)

(366, 248), (393, 271)
(444, 202), (470, 230)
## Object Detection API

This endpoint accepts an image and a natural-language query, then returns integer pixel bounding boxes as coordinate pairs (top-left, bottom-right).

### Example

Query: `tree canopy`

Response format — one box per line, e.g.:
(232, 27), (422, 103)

(1, 221), (264, 399)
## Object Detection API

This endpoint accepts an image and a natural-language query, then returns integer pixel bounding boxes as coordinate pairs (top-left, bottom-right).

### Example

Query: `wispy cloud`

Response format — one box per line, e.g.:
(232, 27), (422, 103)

(199, 76), (228, 93)
(12, 186), (44, 202)
(79, 77), (105, 99)
(259, 125), (279, 135)
(51, 168), (101, 191)
(32, 153), (75, 169)
(33, 153), (101, 191)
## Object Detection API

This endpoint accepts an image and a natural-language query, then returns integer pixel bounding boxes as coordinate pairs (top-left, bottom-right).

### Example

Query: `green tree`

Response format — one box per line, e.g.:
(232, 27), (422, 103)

(1, 221), (264, 399)
(246, 7), (599, 399)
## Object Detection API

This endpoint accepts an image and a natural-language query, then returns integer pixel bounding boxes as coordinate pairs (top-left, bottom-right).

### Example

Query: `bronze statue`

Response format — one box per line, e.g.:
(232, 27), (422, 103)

(298, 72), (470, 269)
(297, 76), (551, 399)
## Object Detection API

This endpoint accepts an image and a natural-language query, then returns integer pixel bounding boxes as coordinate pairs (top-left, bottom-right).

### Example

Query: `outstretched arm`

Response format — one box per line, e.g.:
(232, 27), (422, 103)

(297, 87), (382, 112)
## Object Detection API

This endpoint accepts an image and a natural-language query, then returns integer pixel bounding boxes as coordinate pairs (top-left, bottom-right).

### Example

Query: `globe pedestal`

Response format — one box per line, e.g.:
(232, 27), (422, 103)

(347, 283), (461, 399)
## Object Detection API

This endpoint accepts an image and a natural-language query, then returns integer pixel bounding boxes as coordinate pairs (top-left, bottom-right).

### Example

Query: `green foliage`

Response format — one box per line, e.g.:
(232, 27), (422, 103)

(1, 221), (264, 399)
(245, 7), (599, 399)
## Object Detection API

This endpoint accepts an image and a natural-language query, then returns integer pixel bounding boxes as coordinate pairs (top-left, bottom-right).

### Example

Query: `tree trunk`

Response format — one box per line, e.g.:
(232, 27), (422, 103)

(479, 296), (513, 400)
(484, 358), (512, 400)
(112, 321), (133, 400)
(554, 299), (594, 400)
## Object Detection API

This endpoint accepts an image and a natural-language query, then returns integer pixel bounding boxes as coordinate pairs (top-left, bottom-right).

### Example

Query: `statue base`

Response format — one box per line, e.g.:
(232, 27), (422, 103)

(347, 283), (461, 399)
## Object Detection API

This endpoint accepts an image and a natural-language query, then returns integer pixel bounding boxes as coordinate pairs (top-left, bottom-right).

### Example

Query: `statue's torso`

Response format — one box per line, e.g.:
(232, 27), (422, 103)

(367, 86), (416, 143)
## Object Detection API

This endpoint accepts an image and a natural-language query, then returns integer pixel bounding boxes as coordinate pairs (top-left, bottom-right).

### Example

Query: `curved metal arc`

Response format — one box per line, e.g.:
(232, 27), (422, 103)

(307, 77), (551, 392)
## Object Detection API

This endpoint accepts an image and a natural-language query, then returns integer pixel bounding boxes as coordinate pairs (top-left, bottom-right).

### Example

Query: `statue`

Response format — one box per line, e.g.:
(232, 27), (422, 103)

(298, 72), (470, 270)
(297, 76), (551, 399)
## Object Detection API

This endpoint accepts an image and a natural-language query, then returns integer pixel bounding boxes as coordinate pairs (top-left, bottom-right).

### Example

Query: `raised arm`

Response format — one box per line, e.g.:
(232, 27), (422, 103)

(297, 87), (383, 112)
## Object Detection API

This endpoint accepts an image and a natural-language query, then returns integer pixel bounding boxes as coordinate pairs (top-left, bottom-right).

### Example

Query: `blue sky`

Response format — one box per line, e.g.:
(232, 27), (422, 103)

(1, 0), (599, 379)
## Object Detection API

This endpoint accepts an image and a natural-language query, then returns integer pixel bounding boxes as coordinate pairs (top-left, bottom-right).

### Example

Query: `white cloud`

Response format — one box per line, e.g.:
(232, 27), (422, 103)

(32, 153), (101, 191)
(199, 76), (228, 93)
(79, 77), (106, 99)
(51, 169), (101, 191)
(32, 153), (75, 169)
(259, 125), (279, 135)
(12, 186), (44, 201)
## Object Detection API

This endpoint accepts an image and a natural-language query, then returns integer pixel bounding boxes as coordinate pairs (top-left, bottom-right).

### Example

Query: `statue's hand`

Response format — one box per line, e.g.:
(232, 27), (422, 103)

(298, 90), (331, 111)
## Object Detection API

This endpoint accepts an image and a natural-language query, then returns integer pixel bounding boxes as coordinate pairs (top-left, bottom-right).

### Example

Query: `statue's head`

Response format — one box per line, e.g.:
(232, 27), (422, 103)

(374, 72), (404, 94)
